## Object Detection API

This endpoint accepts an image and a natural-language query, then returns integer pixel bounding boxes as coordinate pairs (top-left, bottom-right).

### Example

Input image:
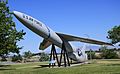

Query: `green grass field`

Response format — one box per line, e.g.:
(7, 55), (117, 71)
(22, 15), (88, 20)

(0, 59), (120, 74)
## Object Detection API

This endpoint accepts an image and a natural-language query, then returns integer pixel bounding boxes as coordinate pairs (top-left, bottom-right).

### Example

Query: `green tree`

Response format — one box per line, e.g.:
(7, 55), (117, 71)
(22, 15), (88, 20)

(39, 53), (49, 62)
(87, 50), (95, 59)
(12, 54), (23, 62)
(23, 51), (32, 59)
(0, 0), (25, 60)
(100, 46), (118, 59)
(107, 25), (120, 44)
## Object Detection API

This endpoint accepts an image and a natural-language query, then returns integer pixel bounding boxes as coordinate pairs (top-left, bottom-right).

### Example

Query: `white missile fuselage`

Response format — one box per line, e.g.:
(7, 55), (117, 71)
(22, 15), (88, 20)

(13, 11), (88, 62)
(13, 11), (63, 47)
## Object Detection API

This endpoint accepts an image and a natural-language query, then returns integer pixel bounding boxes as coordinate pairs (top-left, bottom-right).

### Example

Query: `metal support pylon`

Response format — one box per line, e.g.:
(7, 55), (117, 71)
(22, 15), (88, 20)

(59, 42), (70, 67)
(49, 42), (70, 68)
(49, 44), (60, 68)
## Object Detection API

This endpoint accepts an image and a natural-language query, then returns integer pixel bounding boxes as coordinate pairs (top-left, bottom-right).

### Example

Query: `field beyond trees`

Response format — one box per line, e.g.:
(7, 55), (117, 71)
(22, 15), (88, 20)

(0, 59), (120, 74)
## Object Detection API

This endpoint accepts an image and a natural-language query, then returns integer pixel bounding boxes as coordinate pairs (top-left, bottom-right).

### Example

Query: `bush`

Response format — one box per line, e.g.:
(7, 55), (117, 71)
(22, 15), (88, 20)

(1, 57), (7, 61)
(12, 54), (23, 62)
(39, 53), (49, 62)
(99, 46), (118, 59)
(100, 49), (118, 59)
(23, 51), (32, 59)
(87, 50), (96, 59)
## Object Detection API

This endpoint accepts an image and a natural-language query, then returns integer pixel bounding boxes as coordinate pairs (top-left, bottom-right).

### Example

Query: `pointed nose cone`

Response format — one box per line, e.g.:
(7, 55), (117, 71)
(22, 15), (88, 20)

(13, 11), (25, 24)
(13, 11), (22, 17)
(13, 11), (17, 15)
(13, 11), (18, 15)
(13, 11), (20, 15)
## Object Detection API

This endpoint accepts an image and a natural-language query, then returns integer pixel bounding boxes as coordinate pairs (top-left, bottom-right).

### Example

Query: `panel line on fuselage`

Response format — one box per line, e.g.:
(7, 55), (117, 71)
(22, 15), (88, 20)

(46, 26), (51, 39)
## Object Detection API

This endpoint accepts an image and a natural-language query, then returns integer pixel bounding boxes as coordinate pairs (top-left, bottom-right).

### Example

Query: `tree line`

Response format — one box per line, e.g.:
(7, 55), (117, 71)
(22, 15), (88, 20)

(87, 46), (119, 59)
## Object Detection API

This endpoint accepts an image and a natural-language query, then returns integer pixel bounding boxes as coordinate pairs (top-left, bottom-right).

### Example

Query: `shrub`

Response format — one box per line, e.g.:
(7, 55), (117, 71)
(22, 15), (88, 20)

(12, 54), (22, 62)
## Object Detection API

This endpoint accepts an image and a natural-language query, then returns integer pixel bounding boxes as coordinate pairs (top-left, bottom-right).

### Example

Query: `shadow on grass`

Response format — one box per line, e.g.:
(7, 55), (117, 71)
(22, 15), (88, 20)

(0, 65), (15, 71)
(106, 64), (120, 66)
(39, 65), (50, 68)
(33, 65), (49, 69)
(33, 62), (84, 69)
(33, 64), (63, 69)
(0, 65), (11, 67)
(0, 68), (15, 71)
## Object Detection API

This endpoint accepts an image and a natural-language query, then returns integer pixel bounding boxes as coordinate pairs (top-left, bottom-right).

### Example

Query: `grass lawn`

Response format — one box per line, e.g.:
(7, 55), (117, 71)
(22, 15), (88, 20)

(0, 59), (120, 74)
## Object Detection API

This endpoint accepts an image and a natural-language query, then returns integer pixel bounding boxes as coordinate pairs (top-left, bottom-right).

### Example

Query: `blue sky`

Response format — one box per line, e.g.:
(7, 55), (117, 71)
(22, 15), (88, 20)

(8, 0), (120, 54)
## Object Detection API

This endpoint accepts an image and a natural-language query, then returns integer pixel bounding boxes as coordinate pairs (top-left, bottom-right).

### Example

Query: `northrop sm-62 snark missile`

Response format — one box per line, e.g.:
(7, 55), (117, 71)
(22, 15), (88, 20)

(13, 11), (112, 63)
